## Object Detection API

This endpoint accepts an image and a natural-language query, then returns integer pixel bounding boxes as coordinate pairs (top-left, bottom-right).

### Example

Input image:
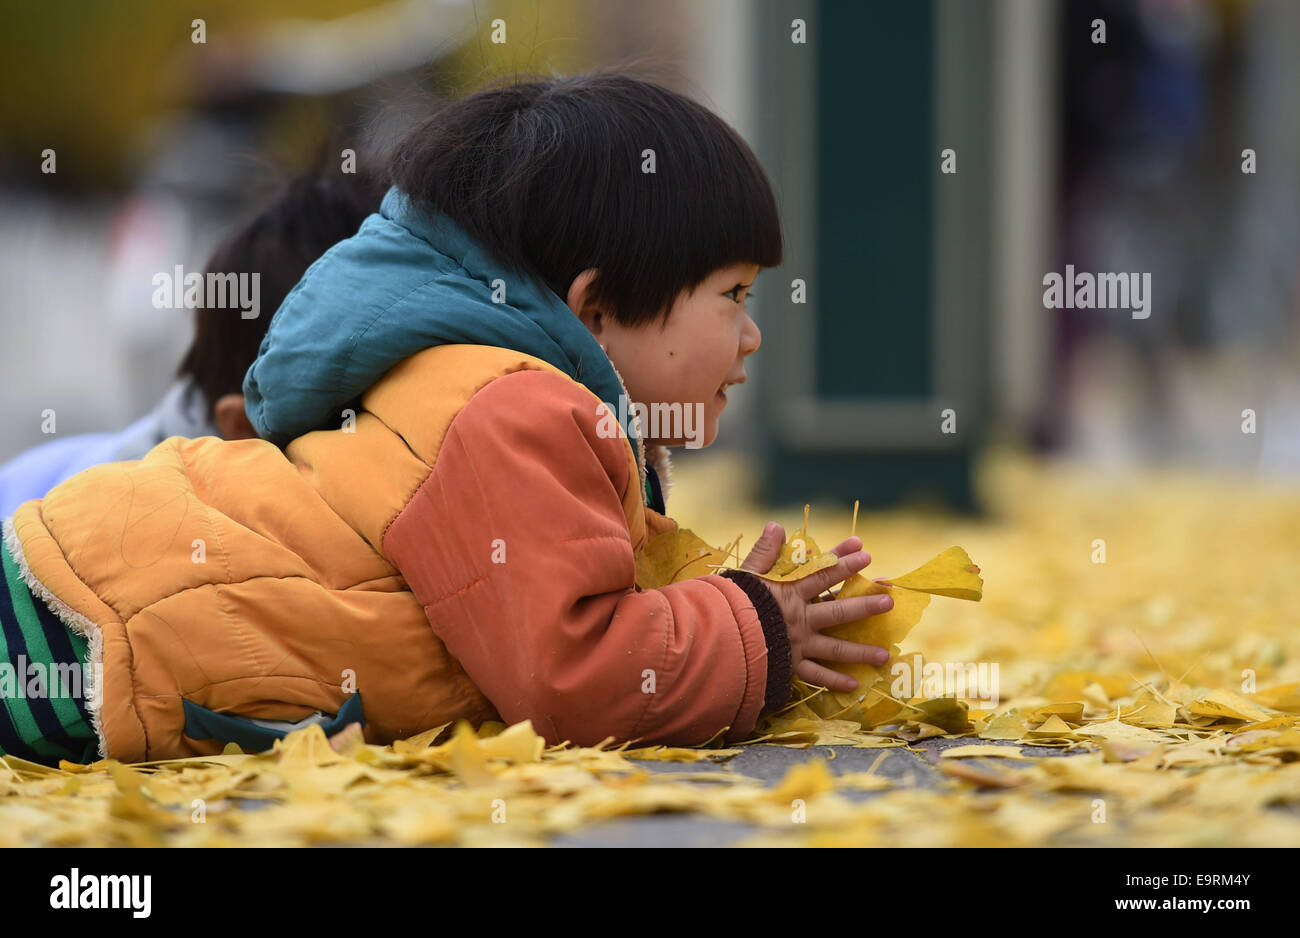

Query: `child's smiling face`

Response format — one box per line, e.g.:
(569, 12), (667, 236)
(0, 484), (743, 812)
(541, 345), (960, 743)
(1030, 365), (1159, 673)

(567, 263), (763, 449)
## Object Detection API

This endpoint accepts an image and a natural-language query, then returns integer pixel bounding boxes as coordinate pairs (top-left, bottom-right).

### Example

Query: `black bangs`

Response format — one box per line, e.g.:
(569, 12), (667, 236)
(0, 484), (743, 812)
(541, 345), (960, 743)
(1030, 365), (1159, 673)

(387, 67), (783, 327)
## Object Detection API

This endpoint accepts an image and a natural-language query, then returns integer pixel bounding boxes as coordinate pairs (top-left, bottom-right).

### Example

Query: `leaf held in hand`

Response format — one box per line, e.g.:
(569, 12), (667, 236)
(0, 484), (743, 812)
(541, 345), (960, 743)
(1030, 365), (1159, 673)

(818, 546), (983, 713)
(635, 529), (729, 589)
(753, 541), (839, 582)
(752, 507), (840, 582)
(884, 546), (984, 601)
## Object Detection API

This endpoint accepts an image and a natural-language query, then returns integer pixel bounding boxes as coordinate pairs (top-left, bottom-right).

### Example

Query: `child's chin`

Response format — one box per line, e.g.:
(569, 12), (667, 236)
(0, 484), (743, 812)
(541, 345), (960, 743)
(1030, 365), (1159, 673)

(661, 433), (715, 450)
(658, 418), (719, 450)
(695, 422), (720, 449)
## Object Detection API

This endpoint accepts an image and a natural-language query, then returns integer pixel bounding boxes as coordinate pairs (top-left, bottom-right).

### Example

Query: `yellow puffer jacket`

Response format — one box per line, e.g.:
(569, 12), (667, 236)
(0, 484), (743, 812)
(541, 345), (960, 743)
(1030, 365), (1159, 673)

(3, 344), (777, 762)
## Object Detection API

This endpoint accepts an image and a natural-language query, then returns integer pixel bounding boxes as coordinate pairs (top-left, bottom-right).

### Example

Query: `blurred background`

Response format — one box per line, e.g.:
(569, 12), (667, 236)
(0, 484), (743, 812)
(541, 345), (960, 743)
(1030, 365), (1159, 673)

(1, 0), (1298, 510)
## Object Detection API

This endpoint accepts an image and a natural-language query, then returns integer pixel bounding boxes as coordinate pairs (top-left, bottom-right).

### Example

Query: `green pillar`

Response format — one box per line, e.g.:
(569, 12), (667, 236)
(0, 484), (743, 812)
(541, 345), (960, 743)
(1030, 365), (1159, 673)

(753, 0), (993, 512)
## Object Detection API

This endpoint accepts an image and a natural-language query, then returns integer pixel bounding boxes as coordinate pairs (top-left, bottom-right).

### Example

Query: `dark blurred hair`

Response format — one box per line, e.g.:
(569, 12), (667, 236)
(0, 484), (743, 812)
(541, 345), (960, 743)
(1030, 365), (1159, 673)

(178, 168), (382, 417)
(387, 67), (783, 327)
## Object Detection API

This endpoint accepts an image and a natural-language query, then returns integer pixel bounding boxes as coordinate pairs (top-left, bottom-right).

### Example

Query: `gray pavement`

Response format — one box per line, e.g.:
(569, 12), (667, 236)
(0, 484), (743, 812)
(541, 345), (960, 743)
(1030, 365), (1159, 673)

(548, 737), (1081, 847)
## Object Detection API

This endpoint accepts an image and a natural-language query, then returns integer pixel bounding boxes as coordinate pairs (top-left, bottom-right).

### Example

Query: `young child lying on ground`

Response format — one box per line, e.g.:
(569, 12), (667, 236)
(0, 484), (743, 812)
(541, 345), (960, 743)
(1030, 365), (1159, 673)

(1, 69), (893, 764)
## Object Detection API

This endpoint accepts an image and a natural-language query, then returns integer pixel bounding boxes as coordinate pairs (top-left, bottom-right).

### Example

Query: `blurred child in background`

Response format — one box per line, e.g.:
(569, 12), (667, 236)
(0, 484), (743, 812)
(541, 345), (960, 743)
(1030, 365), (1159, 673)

(0, 169), (380, 517)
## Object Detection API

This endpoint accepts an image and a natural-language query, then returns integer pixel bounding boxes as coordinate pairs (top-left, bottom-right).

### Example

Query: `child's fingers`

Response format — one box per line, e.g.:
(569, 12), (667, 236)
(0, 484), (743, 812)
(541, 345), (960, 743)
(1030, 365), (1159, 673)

(738, 521), (786, 574)
(828, 536), (863, 557)
(795, 659), (861, 693)
(795, 550), (871, 600)
(803, 634), (890, 666)
(327, 722), (364, 753)
(805, 592), (893, 630)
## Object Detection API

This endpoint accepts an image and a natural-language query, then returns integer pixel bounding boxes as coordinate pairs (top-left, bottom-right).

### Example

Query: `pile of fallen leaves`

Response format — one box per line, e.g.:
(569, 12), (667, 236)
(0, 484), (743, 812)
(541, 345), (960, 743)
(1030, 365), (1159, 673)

(3, 447), (1299, 846)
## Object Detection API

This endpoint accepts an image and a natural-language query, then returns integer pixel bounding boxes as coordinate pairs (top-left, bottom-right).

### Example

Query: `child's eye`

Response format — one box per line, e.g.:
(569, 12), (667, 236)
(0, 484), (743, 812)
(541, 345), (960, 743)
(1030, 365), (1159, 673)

(725, 285), (754, 304)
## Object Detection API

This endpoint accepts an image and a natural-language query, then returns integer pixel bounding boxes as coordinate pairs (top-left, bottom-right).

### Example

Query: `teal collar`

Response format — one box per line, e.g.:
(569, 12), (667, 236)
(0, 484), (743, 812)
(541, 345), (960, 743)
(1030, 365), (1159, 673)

(244, 186), (665, 512)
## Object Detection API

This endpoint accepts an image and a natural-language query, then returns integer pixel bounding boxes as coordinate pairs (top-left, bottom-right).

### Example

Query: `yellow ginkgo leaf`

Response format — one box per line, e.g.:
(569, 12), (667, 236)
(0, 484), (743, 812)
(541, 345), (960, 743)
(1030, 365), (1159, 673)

(1226, 727), (1300, 754)
(753, 547), (839, 582)
(1186, 690), (1273, 724)
(940, 745), (1033, 760)
(741, 524), (837, 582)
(621, 746), (743, 762)
(392, 722), (451, 753)
(897, 722), (948, 742)
(1251, 683), (1300, 713)
(1118, 691), (1178, 728)
(635, 528), (729, 589)
(758, 715), (866, 747)
(441, 721), (498, 787)
(912, 697), (970, 734)
(1029, 702), (1085, 726)
(796, 669), (916, 729)
(811, 546), (983, 711)
(476, 720), (546, 763)
(939, 759), (1026, 788)
(978, 709), (1030, 740)
(274, 724), (346, 769)
(1071, 720), (1164, 743)
(1024, 715), (1077, 739)
(884, 546), (984, 600)
(832, 574), (933, 650)
(752, 510), (840, 582)
(635, 522), (847, 587)
(767, 758), (835, 803)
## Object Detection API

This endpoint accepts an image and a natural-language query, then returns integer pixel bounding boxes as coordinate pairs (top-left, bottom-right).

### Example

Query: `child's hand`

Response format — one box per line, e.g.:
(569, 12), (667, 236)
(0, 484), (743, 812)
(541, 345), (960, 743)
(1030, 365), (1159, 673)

(327, 721), (365, 753)
(738, 523), (893, 693)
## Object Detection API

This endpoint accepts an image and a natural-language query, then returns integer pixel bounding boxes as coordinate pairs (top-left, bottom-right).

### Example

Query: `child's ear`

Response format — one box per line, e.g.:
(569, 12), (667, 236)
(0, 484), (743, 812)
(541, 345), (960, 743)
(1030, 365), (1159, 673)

(565, 268), (605, 336)
(214, 394), (257, 441)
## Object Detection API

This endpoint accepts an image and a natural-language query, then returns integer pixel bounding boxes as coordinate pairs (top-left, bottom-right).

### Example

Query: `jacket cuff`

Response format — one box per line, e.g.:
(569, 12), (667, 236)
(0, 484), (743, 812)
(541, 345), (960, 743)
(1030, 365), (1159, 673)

(719, 569), (792, 714)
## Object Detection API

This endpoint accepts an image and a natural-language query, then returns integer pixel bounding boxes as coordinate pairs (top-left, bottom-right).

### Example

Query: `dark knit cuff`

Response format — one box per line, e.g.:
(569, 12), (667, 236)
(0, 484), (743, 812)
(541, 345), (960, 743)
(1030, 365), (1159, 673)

(719, 569), (793, 714)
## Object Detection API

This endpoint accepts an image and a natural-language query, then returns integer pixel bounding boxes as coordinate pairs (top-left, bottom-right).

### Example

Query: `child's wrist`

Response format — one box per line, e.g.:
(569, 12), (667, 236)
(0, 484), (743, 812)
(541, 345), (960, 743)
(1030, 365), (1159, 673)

(718, 569), (793, 713)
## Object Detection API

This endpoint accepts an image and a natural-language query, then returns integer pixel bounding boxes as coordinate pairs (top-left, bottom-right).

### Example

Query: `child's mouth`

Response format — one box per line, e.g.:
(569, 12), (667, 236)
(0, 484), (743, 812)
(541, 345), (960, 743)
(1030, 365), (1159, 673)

(716, 375), (746, 402)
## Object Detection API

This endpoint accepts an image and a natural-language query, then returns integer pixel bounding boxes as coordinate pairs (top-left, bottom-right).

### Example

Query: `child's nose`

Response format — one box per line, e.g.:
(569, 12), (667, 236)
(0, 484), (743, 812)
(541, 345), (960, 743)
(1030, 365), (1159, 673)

(741, 313), (762, 355)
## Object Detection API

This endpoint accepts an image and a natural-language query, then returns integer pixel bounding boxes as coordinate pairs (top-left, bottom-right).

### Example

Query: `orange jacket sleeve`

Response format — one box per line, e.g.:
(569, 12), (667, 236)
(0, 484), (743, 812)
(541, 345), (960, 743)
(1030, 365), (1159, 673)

(382, 368), (789, 747)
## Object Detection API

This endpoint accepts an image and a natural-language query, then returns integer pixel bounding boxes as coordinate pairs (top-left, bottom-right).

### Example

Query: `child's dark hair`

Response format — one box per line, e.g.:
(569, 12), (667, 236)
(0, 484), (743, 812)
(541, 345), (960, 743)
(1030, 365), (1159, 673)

(177, 168), (383, 418)
(387, 68), (783, 327)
